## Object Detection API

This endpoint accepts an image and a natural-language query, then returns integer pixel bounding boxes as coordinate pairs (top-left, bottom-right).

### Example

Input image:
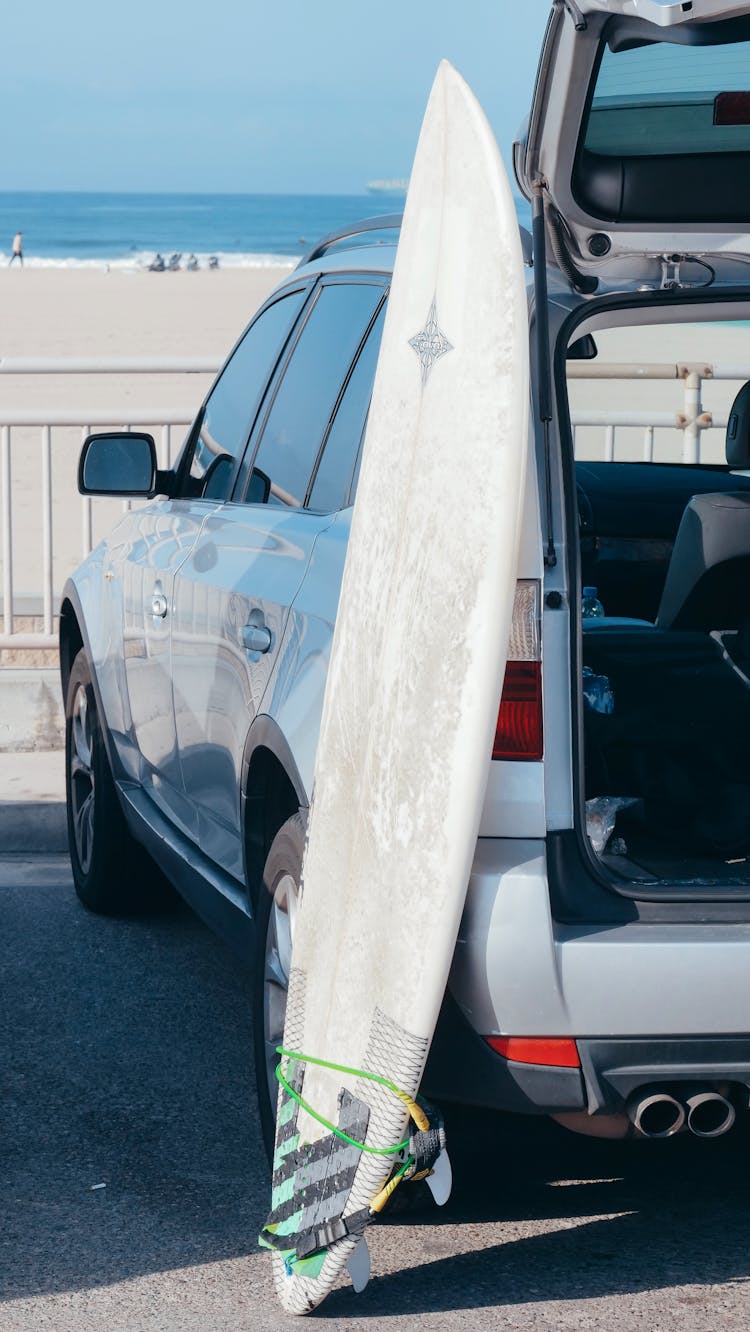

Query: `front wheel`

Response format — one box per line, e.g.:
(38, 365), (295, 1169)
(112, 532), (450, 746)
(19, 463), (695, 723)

(65, 648), (176, 915)
(252, 811), (305, 1161)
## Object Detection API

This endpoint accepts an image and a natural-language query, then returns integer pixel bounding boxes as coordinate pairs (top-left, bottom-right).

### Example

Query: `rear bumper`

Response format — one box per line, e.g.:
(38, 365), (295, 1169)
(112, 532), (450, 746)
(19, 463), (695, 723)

(423, 991), (586, 1114)
(452, 836), (750, 1040)
(432, 834), (750, 1115)
(578, 1036), (750, 1112)
(424, 998), (750, 1116)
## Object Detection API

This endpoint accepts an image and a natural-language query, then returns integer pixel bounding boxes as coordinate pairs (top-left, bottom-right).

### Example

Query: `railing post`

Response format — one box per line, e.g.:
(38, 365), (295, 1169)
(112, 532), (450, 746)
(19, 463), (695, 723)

(0, 366), (201, 650)
(605, 424), (615, 462)
(642, 426), (654, 462)
(2, 425), (12, 637)
(682, 369), (702, 463)
(41, 424), (53, 636)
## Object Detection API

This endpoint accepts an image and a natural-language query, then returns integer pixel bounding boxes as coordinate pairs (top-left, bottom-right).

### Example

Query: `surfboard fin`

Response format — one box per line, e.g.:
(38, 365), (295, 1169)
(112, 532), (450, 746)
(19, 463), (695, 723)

(347, 1236), (371, 1293)
(425, 1146), (452, 1206)
(401, 1097), (450, 1201)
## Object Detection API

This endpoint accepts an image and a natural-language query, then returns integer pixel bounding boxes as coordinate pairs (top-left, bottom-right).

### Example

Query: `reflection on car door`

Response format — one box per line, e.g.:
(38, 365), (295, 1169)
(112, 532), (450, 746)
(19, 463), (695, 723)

(170, 279), (386, 881)
(120, 506), (212, 837)
(120, 285), (309, 837)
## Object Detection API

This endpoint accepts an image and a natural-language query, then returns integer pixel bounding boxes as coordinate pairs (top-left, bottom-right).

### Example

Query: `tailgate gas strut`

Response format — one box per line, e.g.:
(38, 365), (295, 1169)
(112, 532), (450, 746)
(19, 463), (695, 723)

(531, 187), (557, 570)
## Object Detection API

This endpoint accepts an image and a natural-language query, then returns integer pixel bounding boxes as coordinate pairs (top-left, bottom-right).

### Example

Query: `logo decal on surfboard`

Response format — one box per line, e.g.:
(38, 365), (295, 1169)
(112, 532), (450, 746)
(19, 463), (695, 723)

(408, 298), (453, 385)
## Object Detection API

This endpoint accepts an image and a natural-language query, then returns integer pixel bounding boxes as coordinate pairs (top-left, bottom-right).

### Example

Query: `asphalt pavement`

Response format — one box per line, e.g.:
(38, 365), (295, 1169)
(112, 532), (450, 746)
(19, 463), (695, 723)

(3, 853), (750, 1330)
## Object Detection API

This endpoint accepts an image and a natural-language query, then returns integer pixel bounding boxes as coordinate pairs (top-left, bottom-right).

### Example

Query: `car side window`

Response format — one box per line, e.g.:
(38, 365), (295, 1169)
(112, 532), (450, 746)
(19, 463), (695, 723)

(183, 288), (306, 501)
(246, 282), (384, 508)
(307, 301), (386, 512)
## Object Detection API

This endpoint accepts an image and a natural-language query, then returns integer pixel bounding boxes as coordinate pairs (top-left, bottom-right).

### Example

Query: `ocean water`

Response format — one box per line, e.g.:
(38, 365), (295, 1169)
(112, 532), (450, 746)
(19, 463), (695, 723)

(0, 192), (405, 270)
(0, 190), (532, 271)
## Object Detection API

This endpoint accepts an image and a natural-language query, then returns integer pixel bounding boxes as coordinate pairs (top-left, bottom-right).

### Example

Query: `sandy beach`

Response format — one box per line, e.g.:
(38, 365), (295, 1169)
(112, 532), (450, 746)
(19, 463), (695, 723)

(1, 266), (750, 645)
(0, 267), (289, 406)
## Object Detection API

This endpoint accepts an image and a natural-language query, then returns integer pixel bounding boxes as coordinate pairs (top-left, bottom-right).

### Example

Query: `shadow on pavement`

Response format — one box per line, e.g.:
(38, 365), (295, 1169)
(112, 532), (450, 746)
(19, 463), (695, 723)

(1, 857), (265, 1302)
(3, 856), (750, 1320)
(322, 1114), (750, 1317)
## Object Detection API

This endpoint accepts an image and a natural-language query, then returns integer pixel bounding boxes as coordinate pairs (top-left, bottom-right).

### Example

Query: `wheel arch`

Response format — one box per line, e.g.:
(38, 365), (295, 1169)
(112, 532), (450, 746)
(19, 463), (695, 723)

(242, 715), (308, 914)
(59, 587), (126, 785)
(59, 594), (85, 702)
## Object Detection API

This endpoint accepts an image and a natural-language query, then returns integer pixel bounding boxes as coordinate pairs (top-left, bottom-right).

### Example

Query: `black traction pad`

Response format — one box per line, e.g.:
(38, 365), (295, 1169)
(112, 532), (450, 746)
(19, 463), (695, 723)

(262, 1083), (371, 1260)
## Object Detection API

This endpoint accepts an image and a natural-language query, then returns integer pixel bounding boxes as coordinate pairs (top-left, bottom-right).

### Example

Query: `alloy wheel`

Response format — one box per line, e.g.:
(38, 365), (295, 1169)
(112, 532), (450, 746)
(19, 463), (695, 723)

(70, 684), (96, 874)
(263, 870), (299, 1114)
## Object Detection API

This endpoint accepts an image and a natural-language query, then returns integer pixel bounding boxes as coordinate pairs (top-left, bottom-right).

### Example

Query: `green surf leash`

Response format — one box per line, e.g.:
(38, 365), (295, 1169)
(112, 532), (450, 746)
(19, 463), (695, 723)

(275, 1044), (430, 1157)
(260, 1047), (445, 1268)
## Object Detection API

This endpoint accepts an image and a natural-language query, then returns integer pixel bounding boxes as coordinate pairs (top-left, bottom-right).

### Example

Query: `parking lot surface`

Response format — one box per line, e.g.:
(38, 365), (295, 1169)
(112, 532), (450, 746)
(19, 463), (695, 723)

(3, 854), (750, 1330)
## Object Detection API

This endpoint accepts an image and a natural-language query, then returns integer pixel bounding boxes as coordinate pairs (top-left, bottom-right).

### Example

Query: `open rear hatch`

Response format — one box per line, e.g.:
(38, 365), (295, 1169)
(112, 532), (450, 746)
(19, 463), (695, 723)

(517, 0), (750, 289)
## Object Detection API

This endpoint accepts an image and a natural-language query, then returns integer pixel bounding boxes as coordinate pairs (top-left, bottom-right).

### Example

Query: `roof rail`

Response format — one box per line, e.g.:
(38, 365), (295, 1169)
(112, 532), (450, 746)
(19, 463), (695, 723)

(296, 213), (403, 269)
(296, 212), (533, 270)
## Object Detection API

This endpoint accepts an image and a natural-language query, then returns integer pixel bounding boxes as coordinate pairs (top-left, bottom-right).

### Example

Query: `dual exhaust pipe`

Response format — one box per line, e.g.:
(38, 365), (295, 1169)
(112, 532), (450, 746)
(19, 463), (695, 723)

(628, 1086), (736, 1139)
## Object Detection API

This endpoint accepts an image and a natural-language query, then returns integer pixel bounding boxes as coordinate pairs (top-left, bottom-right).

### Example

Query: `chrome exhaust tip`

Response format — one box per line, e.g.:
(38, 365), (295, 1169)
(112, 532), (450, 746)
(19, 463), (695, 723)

(627, 1090), (686, 1139)
(685, 1090), (735, 1139)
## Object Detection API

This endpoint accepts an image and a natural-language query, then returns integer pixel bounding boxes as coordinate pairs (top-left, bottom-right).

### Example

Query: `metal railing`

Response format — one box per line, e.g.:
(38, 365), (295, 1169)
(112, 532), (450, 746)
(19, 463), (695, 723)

(569, 359), (748, 464)
(0, 355), (747, 653)
(0, 357), (220, 651)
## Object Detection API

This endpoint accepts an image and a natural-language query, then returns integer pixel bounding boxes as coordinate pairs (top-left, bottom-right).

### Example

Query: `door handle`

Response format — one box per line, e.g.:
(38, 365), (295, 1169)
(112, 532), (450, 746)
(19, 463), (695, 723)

(151, 591), (168, 618)
(242, 622), (272, 654)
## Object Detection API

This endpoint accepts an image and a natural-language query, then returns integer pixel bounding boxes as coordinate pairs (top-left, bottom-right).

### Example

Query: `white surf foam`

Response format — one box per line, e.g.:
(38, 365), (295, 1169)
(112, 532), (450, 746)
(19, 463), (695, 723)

(0, 250), (298, 271)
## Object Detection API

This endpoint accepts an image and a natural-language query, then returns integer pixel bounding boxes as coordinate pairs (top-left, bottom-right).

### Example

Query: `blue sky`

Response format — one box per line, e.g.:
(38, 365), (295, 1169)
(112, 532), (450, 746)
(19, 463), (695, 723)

(5, 1), (552, 193)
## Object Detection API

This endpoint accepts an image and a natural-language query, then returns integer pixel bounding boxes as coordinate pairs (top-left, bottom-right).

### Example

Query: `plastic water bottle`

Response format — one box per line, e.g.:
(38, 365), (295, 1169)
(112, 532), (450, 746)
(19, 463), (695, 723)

(581, 585), (605, 619)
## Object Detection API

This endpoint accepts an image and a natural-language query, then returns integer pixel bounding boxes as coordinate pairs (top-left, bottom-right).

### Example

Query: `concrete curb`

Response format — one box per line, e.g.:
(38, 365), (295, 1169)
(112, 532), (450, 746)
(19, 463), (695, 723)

(0, 669), (65, 752)
(0, 750), (67, 853)
(0, 802), (68, 853)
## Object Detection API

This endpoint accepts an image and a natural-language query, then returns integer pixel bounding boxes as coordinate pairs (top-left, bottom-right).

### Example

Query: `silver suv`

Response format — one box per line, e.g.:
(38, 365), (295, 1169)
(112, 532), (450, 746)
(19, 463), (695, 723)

(63, 1), (750, 1148)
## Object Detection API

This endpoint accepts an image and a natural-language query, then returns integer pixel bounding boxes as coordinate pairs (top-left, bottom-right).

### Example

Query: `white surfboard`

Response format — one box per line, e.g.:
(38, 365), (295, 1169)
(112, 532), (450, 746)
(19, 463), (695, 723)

(261, 59), (529, 1314)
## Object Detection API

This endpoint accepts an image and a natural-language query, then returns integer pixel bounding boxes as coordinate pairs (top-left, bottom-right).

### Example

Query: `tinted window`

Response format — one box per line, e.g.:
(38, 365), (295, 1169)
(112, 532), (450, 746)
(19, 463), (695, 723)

(185, 288), (305, 500)
(249, 282), (383, 508)
(584, 38), (750, 158)
(308, 301), (386, 512)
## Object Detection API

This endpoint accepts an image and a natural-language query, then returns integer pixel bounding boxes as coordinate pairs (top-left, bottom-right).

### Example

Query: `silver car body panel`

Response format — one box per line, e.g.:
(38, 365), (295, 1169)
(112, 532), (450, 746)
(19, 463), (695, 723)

(260, 508), (351, 800)
(451, 838), (750, 1039)
(170, 501), (335, 879)
(119, 501), (209, 839)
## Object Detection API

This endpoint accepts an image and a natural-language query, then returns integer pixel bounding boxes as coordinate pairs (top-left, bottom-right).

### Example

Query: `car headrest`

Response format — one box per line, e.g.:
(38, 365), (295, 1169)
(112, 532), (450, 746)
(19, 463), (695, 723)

(655, 492), (750, 630)
(726, 380), (750, 468)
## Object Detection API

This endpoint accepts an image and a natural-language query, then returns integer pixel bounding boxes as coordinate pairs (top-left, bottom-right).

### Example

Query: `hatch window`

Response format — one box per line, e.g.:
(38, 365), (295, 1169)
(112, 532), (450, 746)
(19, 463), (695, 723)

(575, 23), (750, 223)
(584, 37), (750, 159)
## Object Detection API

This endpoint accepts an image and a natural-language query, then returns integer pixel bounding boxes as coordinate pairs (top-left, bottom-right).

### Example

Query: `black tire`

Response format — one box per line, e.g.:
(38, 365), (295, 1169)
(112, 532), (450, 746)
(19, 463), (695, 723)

(252, 810), (305, 1162)
(65, 648), (176, 915)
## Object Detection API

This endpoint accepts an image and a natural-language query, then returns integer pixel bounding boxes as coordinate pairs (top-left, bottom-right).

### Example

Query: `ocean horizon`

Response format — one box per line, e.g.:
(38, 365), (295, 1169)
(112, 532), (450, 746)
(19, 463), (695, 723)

(0, 189), (531, 271)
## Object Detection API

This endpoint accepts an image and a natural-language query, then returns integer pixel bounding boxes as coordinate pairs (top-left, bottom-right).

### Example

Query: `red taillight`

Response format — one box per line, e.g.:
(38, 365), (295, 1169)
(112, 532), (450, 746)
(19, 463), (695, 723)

(485, 1036), (580, 1068)
(493, 660), (543, 761)
(492, 580), (542, 761)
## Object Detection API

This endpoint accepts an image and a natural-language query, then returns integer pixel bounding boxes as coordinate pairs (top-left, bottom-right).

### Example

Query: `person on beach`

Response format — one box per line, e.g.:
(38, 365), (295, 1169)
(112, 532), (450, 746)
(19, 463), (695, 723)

(8, 231), (23, 266)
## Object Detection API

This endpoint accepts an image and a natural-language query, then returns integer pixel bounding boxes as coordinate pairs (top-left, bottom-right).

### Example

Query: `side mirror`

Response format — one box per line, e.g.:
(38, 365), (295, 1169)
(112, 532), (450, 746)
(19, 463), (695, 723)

(78, 432), (159, 497)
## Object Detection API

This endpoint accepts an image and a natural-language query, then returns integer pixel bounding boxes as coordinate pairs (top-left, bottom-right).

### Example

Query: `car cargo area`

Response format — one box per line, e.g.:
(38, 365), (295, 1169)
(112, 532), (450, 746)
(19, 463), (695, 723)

(567, 313), (750, 891)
